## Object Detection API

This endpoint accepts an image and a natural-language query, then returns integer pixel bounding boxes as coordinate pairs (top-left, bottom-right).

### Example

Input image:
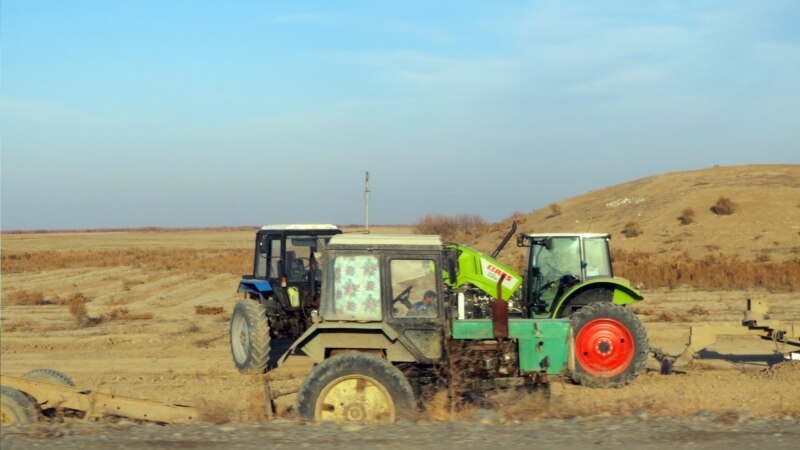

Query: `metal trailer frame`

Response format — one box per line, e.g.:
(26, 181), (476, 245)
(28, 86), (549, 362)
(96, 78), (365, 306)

(674, 299), (800, 366)
(0, 374), (200, 424)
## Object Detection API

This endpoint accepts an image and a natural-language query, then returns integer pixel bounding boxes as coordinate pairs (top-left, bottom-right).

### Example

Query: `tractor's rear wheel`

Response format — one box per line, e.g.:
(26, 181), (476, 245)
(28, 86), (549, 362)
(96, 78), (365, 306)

(0, 385), (37, 424)
(296, 352), (416, 423)
(230, 300), (271, 374)
(570, 302), (648, 388)
(22, 368), (76, 386)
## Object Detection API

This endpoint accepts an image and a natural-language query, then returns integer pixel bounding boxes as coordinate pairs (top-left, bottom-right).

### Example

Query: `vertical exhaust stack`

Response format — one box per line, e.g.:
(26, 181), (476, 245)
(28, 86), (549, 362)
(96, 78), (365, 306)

(492, 272), (509, 340)
(491, 221), (517, 258)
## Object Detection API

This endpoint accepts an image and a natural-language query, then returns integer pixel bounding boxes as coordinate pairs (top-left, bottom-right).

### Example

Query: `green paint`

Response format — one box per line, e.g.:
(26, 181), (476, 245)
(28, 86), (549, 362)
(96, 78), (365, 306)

(451, 319), (570, 375)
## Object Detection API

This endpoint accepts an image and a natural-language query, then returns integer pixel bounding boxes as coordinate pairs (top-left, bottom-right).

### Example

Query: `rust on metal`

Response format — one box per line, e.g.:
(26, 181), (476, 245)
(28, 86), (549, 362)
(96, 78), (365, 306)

(492, 273), (509, 339)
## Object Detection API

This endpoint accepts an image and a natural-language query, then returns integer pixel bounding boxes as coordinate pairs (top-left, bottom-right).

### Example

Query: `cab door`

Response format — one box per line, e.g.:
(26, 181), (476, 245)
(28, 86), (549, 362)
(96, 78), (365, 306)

(385, 255), (444, 363)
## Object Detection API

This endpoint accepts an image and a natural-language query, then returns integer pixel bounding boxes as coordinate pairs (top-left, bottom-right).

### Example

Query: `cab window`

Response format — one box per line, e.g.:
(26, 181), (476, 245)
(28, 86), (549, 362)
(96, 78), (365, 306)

(390, 259), (438, 318)
(329, 254), (382, 320)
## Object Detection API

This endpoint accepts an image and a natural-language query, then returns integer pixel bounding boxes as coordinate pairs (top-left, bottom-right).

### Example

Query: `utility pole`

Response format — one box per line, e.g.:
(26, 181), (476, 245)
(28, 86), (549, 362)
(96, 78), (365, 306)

(364, 171), (370, 232)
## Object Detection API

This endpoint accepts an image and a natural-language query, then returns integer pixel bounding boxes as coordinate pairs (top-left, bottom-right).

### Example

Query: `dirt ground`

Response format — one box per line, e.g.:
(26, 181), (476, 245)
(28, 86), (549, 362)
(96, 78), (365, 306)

(1, 230), (799, 423)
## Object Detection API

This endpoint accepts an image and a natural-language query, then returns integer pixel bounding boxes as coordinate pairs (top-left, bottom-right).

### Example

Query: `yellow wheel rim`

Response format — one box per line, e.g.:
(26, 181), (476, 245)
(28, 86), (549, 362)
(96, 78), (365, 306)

(0, 406), (17, 424)
(315, 375), (395, 423)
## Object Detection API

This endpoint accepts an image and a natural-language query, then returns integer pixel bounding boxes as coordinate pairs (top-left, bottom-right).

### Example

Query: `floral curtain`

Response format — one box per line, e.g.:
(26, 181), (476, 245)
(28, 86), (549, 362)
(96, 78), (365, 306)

(332, 255), (382, 320)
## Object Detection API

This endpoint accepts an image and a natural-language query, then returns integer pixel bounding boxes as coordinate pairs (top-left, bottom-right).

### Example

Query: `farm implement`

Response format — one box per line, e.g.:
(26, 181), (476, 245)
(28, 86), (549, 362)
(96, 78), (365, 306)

(670, 298), (800, 368)
(0, 369), (199, 425)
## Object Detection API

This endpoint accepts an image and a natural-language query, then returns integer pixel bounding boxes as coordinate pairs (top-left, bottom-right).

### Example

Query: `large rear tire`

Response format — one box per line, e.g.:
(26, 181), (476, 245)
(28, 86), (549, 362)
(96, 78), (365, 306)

(0, 385), (37, 424)
(296, 352), (416, 423)
(570, 302), (648, 388)
(230, 300), (271, 374)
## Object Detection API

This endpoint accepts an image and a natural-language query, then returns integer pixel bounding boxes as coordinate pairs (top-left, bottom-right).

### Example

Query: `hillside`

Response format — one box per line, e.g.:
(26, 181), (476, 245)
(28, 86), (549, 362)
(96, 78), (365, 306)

(464, 165), (800, 270)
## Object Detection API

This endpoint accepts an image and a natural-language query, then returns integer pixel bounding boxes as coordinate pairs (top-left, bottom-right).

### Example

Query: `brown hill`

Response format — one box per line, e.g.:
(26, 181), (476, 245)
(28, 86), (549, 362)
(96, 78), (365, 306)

(461, 165), (800, 286)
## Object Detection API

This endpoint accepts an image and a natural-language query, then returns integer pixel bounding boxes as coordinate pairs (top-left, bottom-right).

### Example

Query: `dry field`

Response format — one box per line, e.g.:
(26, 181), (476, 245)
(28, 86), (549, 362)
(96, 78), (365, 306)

(1, 226), (799, 423)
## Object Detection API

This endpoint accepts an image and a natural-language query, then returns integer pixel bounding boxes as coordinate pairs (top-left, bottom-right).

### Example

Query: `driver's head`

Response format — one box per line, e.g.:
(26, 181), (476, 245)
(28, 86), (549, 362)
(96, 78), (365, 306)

(423, 290), (437, 304)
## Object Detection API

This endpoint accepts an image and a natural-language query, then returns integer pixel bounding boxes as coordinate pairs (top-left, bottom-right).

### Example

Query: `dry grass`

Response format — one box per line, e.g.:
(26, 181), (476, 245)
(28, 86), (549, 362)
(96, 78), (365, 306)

(613, 249), (800, 291)
(195, 305), (225, 315)
(122, 278), (146, 291)
(1, 248), (250, 275)
(61, 292), (152, 327)
(184, 322), (202, 333)
(196, 399), (232, 424)
(193, 335), (224, 348)
(102, 308), (154, 321)
(3, 290), (46, 305)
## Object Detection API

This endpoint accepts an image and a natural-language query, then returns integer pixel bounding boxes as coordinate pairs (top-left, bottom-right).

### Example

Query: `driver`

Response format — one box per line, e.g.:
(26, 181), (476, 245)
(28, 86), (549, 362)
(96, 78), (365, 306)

(407, 290), (438, 317)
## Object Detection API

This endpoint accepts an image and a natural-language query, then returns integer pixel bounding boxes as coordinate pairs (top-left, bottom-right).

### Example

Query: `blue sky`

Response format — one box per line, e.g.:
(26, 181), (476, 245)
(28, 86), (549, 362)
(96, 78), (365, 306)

(2, 1), (799, 230)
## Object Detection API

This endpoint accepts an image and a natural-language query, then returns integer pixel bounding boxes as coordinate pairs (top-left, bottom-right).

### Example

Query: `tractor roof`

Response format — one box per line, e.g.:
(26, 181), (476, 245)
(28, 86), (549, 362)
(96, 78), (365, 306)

(328, 234), (442, 249)
(259, 224), (340, 231)
(522, 233), (611, 239)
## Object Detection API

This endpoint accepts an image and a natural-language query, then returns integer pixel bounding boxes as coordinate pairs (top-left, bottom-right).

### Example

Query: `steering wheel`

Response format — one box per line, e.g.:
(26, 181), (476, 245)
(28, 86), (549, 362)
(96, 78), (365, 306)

(392, 286), (414, 310)
(540, 278), (557, 290)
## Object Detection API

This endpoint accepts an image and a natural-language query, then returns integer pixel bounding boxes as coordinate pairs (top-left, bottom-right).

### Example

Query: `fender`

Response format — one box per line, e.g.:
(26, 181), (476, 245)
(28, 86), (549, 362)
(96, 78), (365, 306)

(284, 322), (416, 364)
(237, 279), (273, 300)
(551, 277), (643, 318)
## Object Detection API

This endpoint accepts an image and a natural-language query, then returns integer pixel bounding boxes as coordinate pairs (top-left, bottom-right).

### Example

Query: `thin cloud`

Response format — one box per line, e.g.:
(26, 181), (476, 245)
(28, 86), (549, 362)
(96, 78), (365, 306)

(2, 96), (104, 126)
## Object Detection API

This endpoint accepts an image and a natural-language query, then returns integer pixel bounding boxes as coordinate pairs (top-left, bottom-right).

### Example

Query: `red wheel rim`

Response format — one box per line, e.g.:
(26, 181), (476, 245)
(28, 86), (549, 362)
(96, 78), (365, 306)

(575, 318), (634, 377)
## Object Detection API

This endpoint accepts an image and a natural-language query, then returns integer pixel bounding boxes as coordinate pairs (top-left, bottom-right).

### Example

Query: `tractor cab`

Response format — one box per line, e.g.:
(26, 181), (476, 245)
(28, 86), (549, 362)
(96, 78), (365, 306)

(237, 224), (342, 337)
(517, 233), (633, 318)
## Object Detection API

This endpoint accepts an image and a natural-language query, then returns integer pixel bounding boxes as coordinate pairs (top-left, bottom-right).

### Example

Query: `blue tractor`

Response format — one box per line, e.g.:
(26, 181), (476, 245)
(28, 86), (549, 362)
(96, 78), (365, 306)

(230, 224), (342, 373)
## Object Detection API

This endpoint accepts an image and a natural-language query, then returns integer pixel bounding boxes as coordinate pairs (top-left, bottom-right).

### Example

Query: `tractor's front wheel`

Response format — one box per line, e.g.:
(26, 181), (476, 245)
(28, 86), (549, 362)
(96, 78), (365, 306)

(230, 300), (271, 374)
(570, 302), (648, 388)
(296, 352), (416, 423)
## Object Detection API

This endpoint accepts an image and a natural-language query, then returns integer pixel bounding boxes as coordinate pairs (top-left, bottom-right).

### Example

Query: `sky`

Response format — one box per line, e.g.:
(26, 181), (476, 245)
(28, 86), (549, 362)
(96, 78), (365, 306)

(1, 1), (799, 230)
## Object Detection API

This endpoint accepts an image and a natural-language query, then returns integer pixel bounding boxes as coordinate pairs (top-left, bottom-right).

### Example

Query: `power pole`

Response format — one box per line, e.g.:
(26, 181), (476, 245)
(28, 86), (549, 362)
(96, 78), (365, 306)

(364, 171), (370, 232)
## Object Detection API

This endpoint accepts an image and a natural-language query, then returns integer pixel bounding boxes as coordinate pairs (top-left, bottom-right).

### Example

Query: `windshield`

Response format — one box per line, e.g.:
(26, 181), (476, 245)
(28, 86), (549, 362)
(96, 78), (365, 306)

(533, 237), (581, 281)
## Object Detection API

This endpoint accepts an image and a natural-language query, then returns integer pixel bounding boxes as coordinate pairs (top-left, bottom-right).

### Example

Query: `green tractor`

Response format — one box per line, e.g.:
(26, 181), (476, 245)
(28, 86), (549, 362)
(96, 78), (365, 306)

(448, 229), (643, 320)
(278, 233), (648, 423)
(518, 232), (642, 318)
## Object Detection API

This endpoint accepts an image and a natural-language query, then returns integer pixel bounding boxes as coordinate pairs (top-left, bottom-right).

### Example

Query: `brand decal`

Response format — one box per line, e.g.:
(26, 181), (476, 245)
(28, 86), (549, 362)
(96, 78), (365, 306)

(479, 258), (520, 289)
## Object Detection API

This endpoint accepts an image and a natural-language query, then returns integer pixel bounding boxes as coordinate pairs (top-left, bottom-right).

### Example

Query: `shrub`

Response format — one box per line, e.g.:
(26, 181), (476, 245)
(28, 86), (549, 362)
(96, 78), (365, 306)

(678, 208), (695, 225)
(687, 305), (710, 316)
(67, 293), (91, 327)
(413, 214), (486, 241)
(548, 204), (562, 217)
(711, 197), (736, 215)
(621, 222), (642, 238)
(755, 253), (771, 263)
(3, 290), (46, 306)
